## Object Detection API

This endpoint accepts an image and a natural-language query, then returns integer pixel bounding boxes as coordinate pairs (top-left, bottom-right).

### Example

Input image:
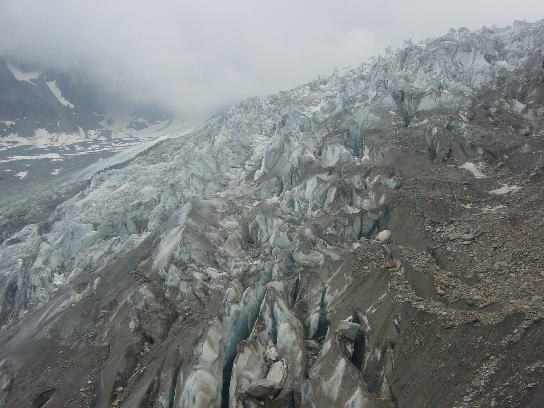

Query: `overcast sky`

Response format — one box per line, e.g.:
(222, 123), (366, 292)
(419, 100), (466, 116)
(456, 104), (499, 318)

(1, 0), (543, 119)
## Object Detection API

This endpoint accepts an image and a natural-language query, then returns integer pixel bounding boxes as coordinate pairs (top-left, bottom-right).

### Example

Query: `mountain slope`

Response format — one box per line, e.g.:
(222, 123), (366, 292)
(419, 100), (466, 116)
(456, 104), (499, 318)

(0, 57), (183, 199)
(0, 58), (176, 140)
(0, 20), (544, 408)
(0, 58), (104, 137)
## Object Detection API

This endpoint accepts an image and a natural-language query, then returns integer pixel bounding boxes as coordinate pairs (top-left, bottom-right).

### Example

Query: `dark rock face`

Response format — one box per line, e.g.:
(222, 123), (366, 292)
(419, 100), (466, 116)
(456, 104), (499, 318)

(0, 58), (103, 137)
(0, 57), (173, 139)
(0, 57), (177, 223)
(1, 21), (544, 408)
(336, 320), (363, 342)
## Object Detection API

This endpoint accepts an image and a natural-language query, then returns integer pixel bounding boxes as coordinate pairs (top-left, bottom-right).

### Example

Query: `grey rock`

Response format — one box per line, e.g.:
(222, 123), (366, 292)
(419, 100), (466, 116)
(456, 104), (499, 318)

(306, 340), (320, 351)
(336, 320), (363, 342)
(243, 379), (281, 399)
(242, 361), (287, 399)
(375, 230), (391, 243)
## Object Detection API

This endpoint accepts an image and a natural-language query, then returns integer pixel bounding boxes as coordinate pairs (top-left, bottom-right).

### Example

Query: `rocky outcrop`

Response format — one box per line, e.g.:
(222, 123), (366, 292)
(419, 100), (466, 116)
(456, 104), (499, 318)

(0, 20), (544, 408)
(0, 57), (173, 139)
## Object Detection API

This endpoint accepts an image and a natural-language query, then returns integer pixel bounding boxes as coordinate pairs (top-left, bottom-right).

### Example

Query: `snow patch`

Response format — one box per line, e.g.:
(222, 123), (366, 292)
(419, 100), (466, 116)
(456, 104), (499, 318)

(460, 162), (487, 178)
(489, 184), (520, 195)
(0, 153), (62, 163)
(6, 62), (40, 84)
(46, 81), (74, 108)
(0, 128), (105, 150)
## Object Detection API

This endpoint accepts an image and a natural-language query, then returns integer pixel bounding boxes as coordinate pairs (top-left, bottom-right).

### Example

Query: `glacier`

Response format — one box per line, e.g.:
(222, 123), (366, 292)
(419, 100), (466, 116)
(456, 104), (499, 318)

(0, 20), (543, 408)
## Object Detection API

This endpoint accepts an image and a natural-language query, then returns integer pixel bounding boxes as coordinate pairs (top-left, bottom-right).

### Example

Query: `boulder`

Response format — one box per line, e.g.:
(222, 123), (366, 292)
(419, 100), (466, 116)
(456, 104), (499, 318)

(375, 230), (391, 243)
(243, 379), (281, 399)
(265, 341), (279, 362)
(337, 320), (363, 342)
(243, 361), (287, 399)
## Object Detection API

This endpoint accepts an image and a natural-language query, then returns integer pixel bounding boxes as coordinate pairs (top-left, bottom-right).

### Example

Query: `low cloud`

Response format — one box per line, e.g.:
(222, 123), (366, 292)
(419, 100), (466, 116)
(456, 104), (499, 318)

(1, 0), (543, 119)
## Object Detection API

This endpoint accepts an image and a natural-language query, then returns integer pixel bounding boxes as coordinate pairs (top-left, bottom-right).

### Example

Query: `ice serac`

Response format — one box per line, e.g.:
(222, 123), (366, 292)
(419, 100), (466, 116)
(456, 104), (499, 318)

(1, 20), (544, 408)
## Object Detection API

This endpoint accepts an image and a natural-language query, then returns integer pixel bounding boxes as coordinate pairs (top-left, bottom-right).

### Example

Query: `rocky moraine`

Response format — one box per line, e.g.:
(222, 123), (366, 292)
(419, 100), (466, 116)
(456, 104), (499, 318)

(0, 20), (544, 408)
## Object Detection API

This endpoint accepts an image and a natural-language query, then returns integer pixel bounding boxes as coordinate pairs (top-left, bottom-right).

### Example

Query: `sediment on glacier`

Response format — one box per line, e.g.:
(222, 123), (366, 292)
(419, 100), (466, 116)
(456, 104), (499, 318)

(1, 20), (544, 408)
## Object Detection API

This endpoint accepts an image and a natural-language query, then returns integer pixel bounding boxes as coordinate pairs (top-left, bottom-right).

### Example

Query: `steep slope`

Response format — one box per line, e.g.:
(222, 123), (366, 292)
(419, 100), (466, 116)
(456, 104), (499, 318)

(0, 20), (544, 408)
(0, 57), (181, 198)
(0, 58), (103, 138)
(0, 57), (174, 140)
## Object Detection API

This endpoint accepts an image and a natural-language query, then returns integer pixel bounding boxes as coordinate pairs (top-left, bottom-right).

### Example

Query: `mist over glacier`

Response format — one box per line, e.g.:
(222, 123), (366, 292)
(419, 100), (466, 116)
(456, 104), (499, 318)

(1, 0), (543, 119)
